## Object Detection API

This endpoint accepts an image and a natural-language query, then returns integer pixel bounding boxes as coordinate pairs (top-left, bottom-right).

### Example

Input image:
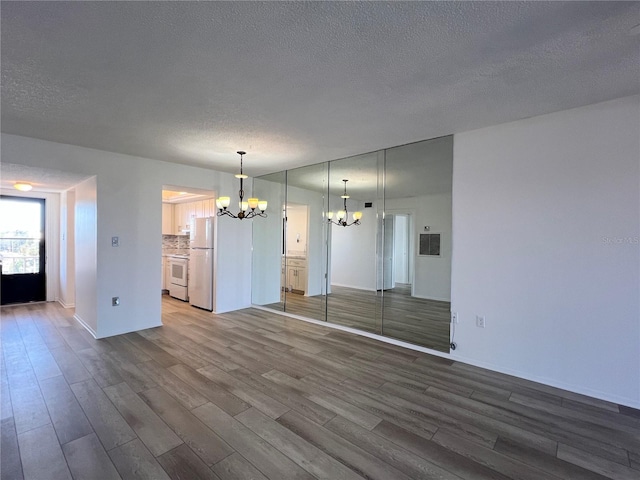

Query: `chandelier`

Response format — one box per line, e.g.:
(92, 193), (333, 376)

(327, 179), (362, 227)
(216, 151), (268, 220)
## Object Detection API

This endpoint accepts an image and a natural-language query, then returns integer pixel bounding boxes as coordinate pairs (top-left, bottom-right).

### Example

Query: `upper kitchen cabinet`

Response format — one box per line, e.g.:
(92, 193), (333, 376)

(162, 203), (174, 235)
(162, 187), (218, 235)
(174, 203), (189, 234)
(170, 199), (216, 235)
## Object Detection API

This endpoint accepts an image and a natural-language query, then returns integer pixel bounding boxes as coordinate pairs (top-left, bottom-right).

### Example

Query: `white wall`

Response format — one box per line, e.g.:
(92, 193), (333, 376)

(213, 214), (253, 314)
(393, 215), (409, 284)
(387, 193), (452, 301)
(1, 133), (251, 338)
(251, 177), (285, 305)
(330, 200), (377, 291)
(59, 189), (76, 308)
(285, 204), (308, 257)
(287, 185), (326, 297)
(74, 177), (98, 334)
(452, 95), (640, 407)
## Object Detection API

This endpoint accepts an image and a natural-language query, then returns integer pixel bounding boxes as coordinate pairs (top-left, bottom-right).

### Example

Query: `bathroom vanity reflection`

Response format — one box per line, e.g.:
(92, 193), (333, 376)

(252, 136), (453, 352)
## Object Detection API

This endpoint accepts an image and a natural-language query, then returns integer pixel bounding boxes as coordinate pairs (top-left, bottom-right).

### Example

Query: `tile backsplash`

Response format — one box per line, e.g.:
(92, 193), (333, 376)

(162, 235), (190, 250)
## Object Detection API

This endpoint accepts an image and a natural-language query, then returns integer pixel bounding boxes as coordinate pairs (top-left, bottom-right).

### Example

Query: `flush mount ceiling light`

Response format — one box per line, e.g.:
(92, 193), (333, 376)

(216, 151), (268, 220)
(327, 179), (362, 227)
(13, 182), (33, 192)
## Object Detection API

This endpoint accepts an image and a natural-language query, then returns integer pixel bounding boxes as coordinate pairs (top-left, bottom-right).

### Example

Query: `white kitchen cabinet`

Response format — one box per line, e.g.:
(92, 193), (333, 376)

(174, 203), (190, 234)
(173, 204), (181, 233)
(170, 199), (216, 234)
(162, 203), (174, 235)
(193, 201), (203, 219)
(203, 199), (215, 218)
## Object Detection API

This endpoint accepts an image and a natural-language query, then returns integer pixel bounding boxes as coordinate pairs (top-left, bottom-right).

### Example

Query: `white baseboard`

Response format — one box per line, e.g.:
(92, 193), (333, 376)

(448, 353), (639, 409)
(411, 293), (451, 302)
(251, 304), (638, 409)
(57, 298), (75, 309)
(73, 313), (97, 338)
(330, 283), (377, 292)
(251, 304), (452, 361)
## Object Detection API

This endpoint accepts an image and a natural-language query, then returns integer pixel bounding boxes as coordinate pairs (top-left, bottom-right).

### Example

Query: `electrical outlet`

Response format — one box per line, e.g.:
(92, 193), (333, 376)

(451, 312), (458, 324)
(112, 297), (120, 306)
(476, 315), (485, 328)
(112, 236), (119, 247)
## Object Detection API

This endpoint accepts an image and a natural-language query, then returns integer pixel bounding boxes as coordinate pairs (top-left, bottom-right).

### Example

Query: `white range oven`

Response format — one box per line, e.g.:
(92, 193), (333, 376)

(168, 256), (189, 301)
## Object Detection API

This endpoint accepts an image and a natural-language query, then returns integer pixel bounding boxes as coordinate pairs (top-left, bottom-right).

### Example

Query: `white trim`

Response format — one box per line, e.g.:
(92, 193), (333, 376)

(57, 298), (75, 309)
(251, 304), (452, 360)
(73, 313), (97, 338)
(0, 301), (48, 308)
(411, 293), (451, 303)
(252, 304), (636, 409)
(329, 283), (377, 292)
(449, 353), (637, 409)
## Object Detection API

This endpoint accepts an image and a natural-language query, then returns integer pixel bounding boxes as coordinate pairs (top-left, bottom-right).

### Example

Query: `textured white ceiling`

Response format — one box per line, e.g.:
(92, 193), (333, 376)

(0, 163), (92, 192)
(2, 2), (639, 177)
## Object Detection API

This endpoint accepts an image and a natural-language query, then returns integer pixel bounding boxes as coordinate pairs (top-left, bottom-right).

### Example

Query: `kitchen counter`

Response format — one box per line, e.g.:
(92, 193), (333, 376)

(163, 249), (190, 258)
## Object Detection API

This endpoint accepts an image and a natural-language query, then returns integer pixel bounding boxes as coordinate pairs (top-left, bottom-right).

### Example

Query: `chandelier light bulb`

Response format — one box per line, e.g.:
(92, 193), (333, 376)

(327, 179), (361, 227)
(216, 152), (268, 220)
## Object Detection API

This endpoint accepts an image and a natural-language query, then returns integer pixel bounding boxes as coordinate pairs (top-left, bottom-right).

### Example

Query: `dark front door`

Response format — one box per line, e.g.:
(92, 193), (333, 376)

(0, 195), (46, 305)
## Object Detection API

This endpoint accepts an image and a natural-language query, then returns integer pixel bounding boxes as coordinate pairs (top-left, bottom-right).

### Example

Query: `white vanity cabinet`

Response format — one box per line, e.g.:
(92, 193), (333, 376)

(283, 257), (307, 294)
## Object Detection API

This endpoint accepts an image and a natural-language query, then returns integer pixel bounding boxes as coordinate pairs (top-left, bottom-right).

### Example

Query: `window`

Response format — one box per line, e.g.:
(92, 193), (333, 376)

(0, 197), (44, 274)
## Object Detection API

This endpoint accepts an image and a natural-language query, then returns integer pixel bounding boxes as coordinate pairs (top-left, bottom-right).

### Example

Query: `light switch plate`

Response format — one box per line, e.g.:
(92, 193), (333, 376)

(112, 236), (119, 247)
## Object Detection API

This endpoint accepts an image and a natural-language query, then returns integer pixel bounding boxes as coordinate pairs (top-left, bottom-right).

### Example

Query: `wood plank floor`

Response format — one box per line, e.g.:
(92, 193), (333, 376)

(1, 297), (639, 480)
(266, 284), (452, 352)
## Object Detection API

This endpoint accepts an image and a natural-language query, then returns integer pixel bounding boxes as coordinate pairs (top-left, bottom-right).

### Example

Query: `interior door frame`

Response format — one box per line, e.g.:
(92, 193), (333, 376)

(0, 189), (60, 302)
(384, 208), (416, 295)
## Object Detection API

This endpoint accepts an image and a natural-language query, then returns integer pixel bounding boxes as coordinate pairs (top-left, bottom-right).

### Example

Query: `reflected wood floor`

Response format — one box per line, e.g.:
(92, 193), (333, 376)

(268, 284), (452, 352)
(1, 297), (639, 480)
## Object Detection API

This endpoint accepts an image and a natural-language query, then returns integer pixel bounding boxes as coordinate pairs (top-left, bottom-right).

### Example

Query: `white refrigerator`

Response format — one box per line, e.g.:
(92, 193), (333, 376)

(189, 217), (215, 311)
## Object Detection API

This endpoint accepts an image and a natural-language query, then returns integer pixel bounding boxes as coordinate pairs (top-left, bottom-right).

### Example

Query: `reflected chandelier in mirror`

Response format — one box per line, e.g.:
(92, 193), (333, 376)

(327, 179), (362, 227)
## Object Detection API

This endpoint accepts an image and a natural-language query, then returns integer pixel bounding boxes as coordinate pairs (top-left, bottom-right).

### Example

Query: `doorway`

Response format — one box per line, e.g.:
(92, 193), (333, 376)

(393, 214), (411, 287)
(0, 195), (46, 305)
